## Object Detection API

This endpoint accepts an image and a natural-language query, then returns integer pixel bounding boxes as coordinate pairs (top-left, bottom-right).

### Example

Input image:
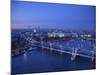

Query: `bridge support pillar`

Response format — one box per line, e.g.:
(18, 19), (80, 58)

(71, 48), (78, 61)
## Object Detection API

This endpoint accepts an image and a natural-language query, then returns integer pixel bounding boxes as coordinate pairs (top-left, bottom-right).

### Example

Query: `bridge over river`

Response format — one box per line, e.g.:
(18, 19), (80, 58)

(12, 31), (96, 61)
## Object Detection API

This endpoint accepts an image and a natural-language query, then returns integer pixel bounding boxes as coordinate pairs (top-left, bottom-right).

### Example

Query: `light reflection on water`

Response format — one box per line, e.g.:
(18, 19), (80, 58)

(11, 30), (96, 74)
(12, 47), (95, 74)
(23, 53), (27, 62)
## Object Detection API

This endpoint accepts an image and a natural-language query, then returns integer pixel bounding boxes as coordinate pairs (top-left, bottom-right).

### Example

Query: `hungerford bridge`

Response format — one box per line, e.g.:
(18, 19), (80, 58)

(12, 31), (96, 61)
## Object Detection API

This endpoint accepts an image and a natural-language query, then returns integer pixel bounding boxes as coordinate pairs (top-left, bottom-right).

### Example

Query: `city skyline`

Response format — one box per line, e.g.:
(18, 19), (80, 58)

(12, 1), (96, 31)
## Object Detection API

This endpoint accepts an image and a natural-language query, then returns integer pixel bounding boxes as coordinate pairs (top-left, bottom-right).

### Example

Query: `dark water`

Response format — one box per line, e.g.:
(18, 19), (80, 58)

(11, 47), (95, 74)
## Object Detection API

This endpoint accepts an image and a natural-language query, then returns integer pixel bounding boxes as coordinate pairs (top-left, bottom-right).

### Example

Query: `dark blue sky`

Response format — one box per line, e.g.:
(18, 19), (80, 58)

(12, 1), (96, 31)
